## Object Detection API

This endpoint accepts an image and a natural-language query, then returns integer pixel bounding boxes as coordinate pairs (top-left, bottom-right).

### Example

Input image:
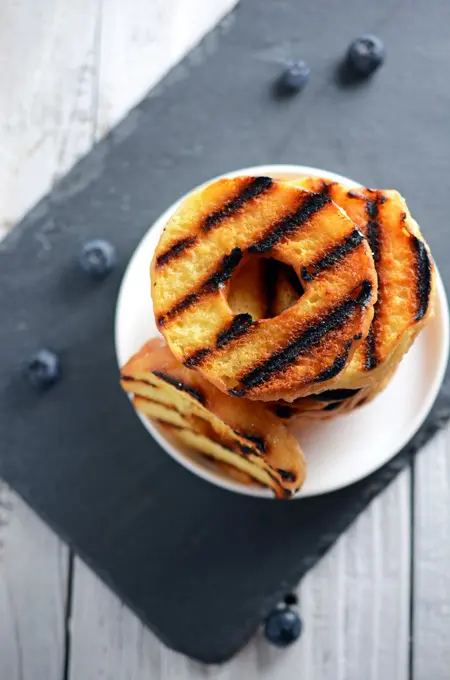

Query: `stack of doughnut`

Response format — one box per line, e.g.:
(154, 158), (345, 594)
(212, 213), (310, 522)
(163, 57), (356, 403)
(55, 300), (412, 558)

(121, 174), (435, 497)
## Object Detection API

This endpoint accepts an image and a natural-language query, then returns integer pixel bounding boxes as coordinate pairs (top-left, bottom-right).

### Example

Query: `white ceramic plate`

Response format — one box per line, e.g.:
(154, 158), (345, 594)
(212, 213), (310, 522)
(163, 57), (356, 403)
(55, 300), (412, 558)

(115, 164), (449, 498)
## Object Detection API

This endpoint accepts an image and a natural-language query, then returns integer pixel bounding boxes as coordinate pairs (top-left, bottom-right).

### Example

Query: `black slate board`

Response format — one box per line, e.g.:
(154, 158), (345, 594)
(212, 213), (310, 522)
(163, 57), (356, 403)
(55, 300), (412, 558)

(1, 0), (450, 664)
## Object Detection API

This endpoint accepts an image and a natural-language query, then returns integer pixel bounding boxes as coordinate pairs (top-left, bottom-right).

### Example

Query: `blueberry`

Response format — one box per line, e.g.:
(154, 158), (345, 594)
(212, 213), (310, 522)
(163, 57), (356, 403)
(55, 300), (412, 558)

(79, 239), (117, 278)
(26, 349), (61, 388)
(264, 606), (302, 647)
(277, 61), (310, 94)
(347, 35), (385, 76)
(284, 592), (298, 606)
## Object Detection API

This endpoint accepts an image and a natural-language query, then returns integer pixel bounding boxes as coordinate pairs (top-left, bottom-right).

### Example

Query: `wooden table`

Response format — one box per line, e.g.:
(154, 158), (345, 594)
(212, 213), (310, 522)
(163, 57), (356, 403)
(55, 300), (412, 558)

(1, 2), (449, 678)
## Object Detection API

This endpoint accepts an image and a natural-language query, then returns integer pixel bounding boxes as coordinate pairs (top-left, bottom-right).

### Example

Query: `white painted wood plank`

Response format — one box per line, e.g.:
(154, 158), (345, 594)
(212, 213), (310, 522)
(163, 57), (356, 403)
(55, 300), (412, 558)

(0, 0), (101, 235)
(0, 0), (237, 238)
(68, 471), (410, 680)
(0, 483), (69, 680)
(68, 557), (196, 680)
(413, 425), (450, 680)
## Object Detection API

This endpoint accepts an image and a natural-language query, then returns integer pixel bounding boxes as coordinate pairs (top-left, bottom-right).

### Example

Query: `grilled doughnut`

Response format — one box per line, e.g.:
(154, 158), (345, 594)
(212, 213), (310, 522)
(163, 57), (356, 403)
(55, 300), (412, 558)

(120, 338), (306, 498)
(232, 177), (435, 400)
(291, 178), (436, 389)
(151, 176), (377, 402)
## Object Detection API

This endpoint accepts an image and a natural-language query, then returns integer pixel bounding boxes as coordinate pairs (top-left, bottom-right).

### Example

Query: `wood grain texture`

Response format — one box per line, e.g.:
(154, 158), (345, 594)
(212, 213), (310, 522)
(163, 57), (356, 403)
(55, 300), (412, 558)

(0, 483), (69, 680)
(0, 0), (237, 236)
(67, 471), (410, 679)
(413, 425), (450, 680)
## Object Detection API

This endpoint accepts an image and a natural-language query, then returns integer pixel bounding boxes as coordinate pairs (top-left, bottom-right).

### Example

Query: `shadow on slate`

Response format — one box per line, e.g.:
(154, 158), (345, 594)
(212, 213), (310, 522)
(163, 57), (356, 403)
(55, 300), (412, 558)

(1, 0), (450, 664)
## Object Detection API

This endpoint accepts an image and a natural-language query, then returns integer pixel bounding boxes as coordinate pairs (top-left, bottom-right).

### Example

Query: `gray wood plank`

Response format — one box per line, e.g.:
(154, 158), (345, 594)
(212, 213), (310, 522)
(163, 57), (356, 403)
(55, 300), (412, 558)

(0, 483), (69, 680)
(68, 471), (410, 679)
(413, 425), (450, 680)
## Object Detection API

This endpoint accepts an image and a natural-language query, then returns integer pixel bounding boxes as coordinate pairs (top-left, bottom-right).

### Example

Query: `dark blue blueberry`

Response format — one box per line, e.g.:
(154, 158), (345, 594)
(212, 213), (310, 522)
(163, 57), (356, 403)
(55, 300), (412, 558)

(347, 35), (385, 76)
(264, 606), (302, 647)
(79, 239), (117, 278)
(278, 61), (310, 94)
(284, 592), (298, 606)
(26, 349), (61, 388)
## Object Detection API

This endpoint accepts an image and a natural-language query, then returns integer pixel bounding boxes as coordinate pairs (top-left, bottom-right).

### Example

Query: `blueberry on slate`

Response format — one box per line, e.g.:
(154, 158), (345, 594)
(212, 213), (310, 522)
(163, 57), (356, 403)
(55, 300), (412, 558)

(347, 35), (385, 76)
(284, 592), (298, 606)
(277, 60), (310, 94)
(26, 349), (61, 388)
(264, 606), (302, 647)
(79, 239), (117, 278)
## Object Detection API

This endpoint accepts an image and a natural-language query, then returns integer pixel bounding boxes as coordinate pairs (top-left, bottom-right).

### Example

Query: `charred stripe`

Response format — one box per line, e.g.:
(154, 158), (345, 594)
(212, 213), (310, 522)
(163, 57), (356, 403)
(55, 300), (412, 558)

(234, 431), (266, 453)
(216, 313), (254, 349)
(157, 247), (243, 326)
(152, 370), (206, 404)
(366, 195), (381, 265)
(156, 236), (197, 267)
(277, 468), (296, 482)
(310, 387), (361, 402)
(234, 295), (361, 392)
(412, 236), (432, 321)
(314, 340), (353, 383)
(365, 327), (378, 370)
(248, 190), (330, 254)
(202, 176), (274, 232)
(301, 229), (364, 282)
(183, 348), (212, 368)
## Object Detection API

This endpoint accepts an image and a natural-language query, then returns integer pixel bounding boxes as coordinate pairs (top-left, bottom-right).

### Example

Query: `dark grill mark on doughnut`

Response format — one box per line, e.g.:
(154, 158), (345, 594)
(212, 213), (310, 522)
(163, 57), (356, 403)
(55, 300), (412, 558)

(238, 432), (266, 453)
(412, 236), (432, 321)
(157, 247), (243, 326)
(355, 279), (373, 307)
(274, 405), (294, 418)
(324, 402), (341, 412)
(156, 236), (197, 267)
(202, 176), (274, 232)
(248, 191), (330, 254)
(314, 341), (353, 383)
(265, 470), (294, 498)
(366, 197), (381, 265)
(301, 229), (364, 282)
(183, 348), (212, 368)
(365, 327), (378, 369)
(216, 313), (254, 348)
(204, 247), (243, 288)
(364, 194), (384, 369)
(238, 443), (260, 456)
(235, 297), (359, 392)
(310, 388), (361, 402)
(152, 371), (205, 404)
(277, 468), (296, 482)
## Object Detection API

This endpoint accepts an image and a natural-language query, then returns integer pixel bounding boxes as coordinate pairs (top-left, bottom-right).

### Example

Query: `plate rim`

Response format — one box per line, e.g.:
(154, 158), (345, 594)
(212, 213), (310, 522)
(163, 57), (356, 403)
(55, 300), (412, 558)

(115, 163), (450, 499)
